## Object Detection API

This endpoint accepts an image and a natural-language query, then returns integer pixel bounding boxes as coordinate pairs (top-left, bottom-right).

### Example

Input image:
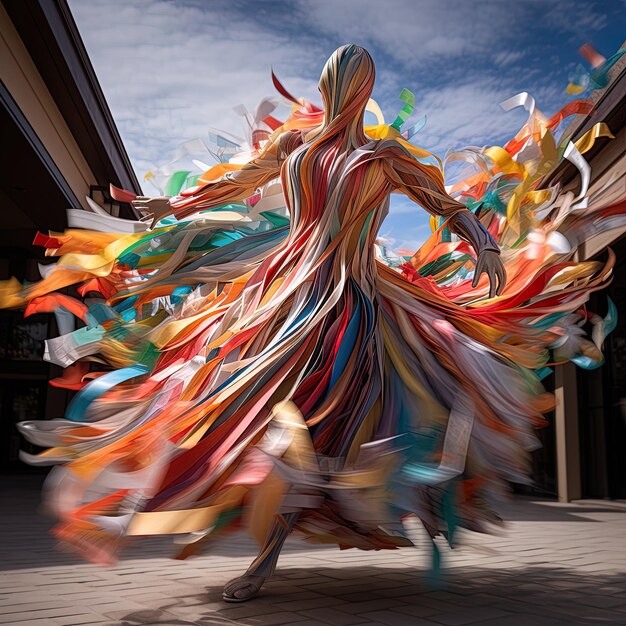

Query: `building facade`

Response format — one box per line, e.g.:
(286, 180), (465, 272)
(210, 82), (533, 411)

(0, 0), (141, 470)
(536, 49), (626, 501)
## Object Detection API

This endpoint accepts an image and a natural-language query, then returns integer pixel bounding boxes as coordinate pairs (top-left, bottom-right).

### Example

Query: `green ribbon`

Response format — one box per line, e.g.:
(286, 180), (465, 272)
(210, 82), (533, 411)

(165, 170), (192, 196)
(391, 88), (415, 131)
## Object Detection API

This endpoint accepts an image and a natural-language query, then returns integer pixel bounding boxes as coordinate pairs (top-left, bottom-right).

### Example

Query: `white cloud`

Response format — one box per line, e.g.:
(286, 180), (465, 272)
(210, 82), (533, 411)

(70, 0), (605, 176)
(69, 0), (324, 178)
(68, 0), (613, 252)
(300, 0), (505, 67)
(494, 50), (526, 67)
(294, 0), (609, 69)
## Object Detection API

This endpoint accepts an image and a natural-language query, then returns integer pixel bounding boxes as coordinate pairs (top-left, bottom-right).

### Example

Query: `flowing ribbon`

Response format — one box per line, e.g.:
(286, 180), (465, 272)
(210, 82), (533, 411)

(66, 364), (150, 422)
(391, 88), (415, 131)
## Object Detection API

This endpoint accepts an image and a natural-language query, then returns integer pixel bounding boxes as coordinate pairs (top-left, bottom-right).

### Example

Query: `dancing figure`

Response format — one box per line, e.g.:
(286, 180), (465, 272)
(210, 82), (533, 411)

(2, 44), (616, 603)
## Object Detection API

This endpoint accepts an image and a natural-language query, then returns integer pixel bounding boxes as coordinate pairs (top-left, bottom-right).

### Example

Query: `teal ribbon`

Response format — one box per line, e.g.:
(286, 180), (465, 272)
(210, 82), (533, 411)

(85, 303), (118, 327)
(535, 367), (553, 380)
(65, 364), (150, 422)
(170, 285), (193, 303)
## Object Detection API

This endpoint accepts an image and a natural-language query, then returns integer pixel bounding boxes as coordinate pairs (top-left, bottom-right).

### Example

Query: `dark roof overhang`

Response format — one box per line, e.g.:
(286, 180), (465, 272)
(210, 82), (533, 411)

(2, 0), (142, 217)
(544, 64), (626, 189)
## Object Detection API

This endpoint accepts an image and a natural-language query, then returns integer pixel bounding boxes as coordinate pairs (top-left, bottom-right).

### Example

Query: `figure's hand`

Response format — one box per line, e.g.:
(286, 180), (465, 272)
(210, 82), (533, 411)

(472, 250), (506, 298)
(131, 196), (172, 228)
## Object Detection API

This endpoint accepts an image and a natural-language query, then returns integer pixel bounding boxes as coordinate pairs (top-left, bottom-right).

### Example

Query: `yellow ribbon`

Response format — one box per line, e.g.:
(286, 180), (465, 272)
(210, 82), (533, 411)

(484, 146), (526, 177)
(574, 122), (614, 155)
(127, 486), (247, 535)
(505, 131), (558, 235)
(364, 124), (443, 167)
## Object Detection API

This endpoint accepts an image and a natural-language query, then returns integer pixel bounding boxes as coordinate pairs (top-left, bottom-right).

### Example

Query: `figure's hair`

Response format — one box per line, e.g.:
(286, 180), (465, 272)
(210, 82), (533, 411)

(285, 45), (377, 227)
(317, 44), (375, 147)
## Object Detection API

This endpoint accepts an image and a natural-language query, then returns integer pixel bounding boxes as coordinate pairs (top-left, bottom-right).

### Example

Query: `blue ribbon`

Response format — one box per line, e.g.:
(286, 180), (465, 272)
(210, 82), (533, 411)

(65, 364), (150, 422)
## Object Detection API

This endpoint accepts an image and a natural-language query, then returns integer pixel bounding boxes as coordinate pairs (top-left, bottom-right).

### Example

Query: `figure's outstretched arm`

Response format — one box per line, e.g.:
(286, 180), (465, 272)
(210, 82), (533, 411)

(133, 130), (302, 225)
(383, 149), (506, 297)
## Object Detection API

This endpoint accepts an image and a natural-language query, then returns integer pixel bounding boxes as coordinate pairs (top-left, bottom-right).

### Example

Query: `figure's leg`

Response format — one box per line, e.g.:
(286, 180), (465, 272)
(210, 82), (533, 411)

(222, 511), (299, 602)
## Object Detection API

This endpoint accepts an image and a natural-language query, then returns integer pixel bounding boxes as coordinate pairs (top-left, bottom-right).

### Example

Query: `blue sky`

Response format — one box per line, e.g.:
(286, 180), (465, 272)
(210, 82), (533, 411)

(69, 0), (625, 252)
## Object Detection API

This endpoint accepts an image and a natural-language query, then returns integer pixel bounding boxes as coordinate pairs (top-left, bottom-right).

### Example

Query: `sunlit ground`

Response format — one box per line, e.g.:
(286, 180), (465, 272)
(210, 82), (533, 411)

(1, 475), (626, 625)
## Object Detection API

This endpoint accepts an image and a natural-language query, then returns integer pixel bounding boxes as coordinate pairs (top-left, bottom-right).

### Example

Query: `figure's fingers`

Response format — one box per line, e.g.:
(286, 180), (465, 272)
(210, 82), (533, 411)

(472, 257), (483, 288)
(151, 210), (169, 229)
(131, 196), (151, 210)
(488, 268), (497, 299)
(134, 196), (164, 207)
(496, 264), (506, 295)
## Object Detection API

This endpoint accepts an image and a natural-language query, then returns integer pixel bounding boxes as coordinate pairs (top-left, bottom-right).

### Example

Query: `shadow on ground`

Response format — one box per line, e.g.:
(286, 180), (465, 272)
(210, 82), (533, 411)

(111, 565), (626, 625)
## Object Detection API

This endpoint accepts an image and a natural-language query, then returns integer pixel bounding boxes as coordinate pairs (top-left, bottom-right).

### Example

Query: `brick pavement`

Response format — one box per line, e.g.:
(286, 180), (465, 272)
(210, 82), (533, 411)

(1, 475), (626, 625)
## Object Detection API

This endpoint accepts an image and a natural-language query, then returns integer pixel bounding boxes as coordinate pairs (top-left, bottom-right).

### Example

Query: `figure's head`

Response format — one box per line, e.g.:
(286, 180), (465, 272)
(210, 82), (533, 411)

(318, 45), (375, 124)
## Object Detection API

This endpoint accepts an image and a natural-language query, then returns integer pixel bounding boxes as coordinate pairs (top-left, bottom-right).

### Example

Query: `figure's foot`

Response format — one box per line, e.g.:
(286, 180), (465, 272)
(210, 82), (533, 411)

(222, 573), (266, 602)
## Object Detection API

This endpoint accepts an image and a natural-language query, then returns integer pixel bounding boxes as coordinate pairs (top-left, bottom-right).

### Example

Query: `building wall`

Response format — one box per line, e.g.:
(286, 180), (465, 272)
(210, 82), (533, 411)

(577, 237), (626, 499)
(0, 4), (93, 210)
(552, 61), (626, 501)
(0, 5), (94, 470)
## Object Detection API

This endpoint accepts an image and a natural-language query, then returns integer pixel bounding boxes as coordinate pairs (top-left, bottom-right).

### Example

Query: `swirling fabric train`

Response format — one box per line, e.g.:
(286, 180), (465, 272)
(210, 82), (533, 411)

(0, 45), (621, 591)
